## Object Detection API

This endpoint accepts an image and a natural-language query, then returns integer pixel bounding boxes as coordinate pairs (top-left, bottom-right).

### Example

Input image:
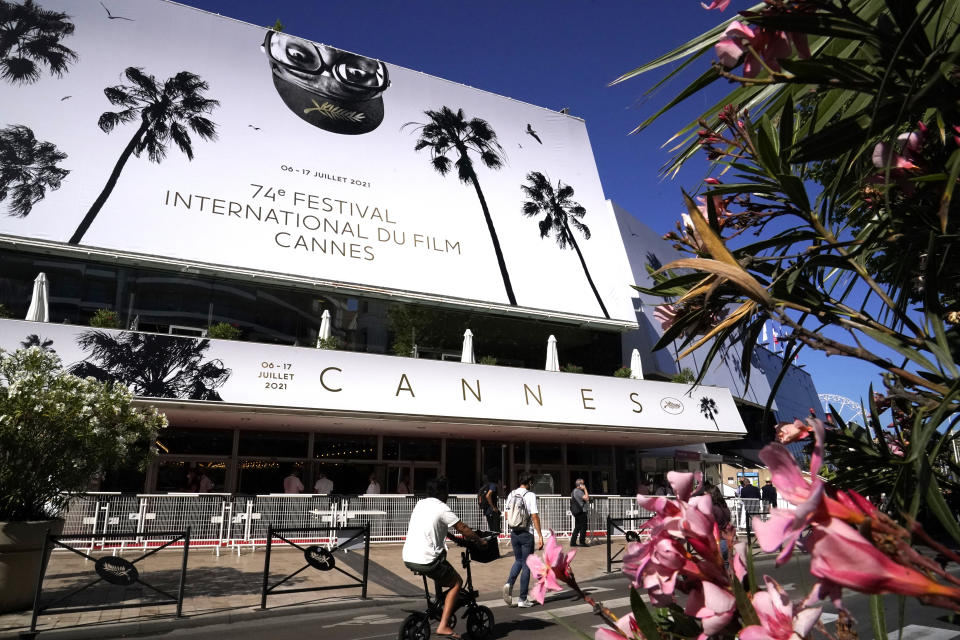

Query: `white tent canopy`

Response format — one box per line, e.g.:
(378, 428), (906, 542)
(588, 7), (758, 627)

(25, 272), (49, 322)
(461, 329), (475, 364)
(545, 334), (559, 371)
(630, 348), (644, 380)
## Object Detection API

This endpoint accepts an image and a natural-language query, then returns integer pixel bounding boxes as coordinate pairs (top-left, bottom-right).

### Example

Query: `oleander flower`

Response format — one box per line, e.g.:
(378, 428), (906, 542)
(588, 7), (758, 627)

(740, 576), (821, 640)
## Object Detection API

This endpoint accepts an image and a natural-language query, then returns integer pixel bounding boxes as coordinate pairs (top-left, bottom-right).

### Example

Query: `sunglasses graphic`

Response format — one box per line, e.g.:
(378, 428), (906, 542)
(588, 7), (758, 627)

(264, 31), (389, 92)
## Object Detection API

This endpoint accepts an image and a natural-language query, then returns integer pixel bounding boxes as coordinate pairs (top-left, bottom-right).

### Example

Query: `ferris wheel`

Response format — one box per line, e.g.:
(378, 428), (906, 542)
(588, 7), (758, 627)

(819, 393), (866, 425)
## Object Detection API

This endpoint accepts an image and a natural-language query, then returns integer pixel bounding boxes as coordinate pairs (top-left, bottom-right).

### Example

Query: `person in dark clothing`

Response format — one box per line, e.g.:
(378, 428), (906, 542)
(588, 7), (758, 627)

(478, 473), (500, 533)
(761, 480), (778, 511)
(569, 478), (590, 547)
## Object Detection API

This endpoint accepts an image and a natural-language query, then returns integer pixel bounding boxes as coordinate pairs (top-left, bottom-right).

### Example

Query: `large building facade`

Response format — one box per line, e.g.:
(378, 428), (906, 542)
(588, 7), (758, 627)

(0, 0), (819, 498)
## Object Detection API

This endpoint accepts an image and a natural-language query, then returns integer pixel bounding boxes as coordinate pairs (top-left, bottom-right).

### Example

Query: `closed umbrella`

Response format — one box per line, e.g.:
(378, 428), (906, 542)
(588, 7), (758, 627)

(25, 272), (49, 322)
(461, 329), (475, 364)
(316, 309), (332, 348)
(545, 335), (559, 371)
(630, 348), (644, 380)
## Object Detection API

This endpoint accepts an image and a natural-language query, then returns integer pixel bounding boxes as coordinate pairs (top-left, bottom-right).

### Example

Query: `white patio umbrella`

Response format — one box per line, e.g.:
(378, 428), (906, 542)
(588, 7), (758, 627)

(461, 329), (475, 364)
(25, 272), (49, 322)
(630, 348), (644, 380)
(545, 335), (559, 371)
(316, 309), (332, 348)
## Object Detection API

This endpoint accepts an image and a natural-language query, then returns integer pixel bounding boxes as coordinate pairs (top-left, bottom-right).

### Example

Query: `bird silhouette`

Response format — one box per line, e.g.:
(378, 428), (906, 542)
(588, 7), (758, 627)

(60, 95), (72, 101)
(525, 124), (542, 144)
(248, 125), (261, 130)
(99, 2), (133, 20)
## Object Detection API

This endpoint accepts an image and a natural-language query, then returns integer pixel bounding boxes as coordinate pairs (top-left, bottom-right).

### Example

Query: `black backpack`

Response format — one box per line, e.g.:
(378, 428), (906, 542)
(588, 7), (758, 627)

(478, 483), (493, 512)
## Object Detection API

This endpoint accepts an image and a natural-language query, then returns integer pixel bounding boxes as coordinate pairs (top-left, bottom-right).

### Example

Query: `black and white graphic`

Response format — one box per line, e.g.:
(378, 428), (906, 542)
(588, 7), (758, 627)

(264, 31), (389, 135)
(94, 556), (139, 586)
(68, 330), (231, 400)
(304, 545), (336, 571)
(0, 0), (637, 323)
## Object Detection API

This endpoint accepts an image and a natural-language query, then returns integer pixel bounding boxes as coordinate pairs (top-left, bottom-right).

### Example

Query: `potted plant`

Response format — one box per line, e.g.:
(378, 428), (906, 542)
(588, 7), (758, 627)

(613, 366), (632, 378)
(0, 347), (167, 612)
(478, 355), (498, 365)
(561, 363), (584, 374)
(316, 335), (341, 350)
(207, 322), (241, 340)
(89, 309), (120, 328)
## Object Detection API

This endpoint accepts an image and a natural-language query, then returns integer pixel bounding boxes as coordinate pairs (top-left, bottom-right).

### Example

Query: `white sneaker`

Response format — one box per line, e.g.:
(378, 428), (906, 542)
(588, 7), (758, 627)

(502, 583), (512, 607)
(517, 598), (535, 608)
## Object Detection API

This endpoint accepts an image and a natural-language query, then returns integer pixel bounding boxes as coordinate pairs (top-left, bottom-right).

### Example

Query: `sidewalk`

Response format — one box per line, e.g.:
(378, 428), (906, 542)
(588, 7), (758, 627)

(0, 535), (622, 639)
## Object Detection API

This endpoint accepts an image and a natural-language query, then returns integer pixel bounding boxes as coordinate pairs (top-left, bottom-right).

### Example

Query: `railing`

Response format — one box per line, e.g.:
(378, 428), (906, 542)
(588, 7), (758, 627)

(58, 492), (794, 553)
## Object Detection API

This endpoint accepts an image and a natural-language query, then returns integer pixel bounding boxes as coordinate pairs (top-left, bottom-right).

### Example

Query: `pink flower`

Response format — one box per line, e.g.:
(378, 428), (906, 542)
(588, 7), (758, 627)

(525, 531), (575, 604)
(715, 21), (792, 77)
(595, 613), (645, 640)
(685, 580), (736, 639)
(740, 576), (821, 640)
(808, 519), (960, 600)
(701, 0), (731, 10)
(775, 419), (813, 443)
(653, 304), (679, 332)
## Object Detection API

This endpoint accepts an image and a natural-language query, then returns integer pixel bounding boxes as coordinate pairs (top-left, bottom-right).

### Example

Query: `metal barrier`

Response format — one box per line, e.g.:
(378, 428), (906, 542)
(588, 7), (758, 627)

(30, 529), (190, 632)
(260, 524), (370, 609)
(605, 516), (649, 573)
(55, 493), (676, 551)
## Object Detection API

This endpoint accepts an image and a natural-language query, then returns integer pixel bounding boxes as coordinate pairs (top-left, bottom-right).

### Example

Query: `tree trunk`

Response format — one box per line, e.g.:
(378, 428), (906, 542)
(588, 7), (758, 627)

(68, 120), (149, 245)
(469, 172), (517, 306)
(567, 225), (610, 319)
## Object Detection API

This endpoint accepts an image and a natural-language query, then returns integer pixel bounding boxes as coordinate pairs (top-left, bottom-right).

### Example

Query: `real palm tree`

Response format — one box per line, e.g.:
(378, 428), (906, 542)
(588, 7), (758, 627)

(0, 0), (76, 84)
(521, 171), (610, 319)
(70, 330), (231, 400)
(0, 124), (68, 217)
(68, 67), (219, 244)
(406, 106), (516, 305)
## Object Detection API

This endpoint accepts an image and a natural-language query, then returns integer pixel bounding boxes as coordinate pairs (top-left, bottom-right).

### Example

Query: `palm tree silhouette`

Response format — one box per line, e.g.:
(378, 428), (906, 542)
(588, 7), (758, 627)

(0, 124), (68, 217)
(69, 330), (230, 400)
(520, 171), (610, 318)
(0, 0), (77, 84)
(406, 106), (516, 305)
(20, 333), (53, 351)
(68, 67), (219, 244)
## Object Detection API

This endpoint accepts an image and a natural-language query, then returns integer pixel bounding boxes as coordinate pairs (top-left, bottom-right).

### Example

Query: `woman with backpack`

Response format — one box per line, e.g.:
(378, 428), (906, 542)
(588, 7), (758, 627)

(501, 475), (543, 608)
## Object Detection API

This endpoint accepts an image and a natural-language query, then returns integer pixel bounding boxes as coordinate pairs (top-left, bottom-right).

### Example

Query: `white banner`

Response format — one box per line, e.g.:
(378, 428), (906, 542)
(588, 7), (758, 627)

(1, 320), (746, 435)
(0, 0), (636, 324)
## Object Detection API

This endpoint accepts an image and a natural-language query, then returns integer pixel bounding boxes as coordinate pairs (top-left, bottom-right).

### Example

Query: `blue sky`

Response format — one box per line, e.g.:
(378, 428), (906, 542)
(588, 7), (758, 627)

(182, 0), (885, 414)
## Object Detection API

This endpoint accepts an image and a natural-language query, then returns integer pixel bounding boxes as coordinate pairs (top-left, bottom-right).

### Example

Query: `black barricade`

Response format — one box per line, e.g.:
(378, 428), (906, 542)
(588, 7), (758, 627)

(30, 529), (190, 633)
(260, 523), (370, 609)
(606, 516), (645, 573)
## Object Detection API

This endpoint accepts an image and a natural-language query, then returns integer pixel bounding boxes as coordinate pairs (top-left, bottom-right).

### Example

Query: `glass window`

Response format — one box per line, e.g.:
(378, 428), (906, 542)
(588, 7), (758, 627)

(382, 437), (440, 461)
(313, 434), (377, 460)
(155, 428), (233, 455)
(529, 443), (561, 465)
(238, 431), (308, 458)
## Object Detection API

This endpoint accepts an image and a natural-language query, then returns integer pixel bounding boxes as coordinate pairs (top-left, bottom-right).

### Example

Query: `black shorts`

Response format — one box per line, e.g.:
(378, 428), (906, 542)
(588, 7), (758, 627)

(404, 551), (460, 586)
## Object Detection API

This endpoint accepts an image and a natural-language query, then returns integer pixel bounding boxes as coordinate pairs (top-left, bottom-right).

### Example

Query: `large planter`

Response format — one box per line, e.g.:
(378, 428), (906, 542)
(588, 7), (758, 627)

(0, 519), (64, 613)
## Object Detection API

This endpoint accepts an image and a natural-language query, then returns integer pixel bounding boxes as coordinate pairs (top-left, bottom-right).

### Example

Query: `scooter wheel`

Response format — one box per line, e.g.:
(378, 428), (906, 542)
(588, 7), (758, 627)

(398, 612), (431, 640)
(466, 605), (495, 640)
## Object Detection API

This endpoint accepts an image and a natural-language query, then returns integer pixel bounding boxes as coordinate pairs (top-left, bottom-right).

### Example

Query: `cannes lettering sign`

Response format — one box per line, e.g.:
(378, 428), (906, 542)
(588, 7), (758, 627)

(0, 322), (746, 435)
(0, 0), (636, 324)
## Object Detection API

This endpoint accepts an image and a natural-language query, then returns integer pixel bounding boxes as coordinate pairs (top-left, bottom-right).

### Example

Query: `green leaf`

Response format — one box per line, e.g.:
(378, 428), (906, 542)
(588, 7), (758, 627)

(860, 327), (939, 375)
(753, 114), (783, 177)
(938, 148), (960, 232)
(869, 594), (888, 639)
(926, 474), (960, 547)
(777, 97), (795, 165)
(630, 586), (662, 640)
(731, 574), (761, 626)
(545, 612), (595, 640)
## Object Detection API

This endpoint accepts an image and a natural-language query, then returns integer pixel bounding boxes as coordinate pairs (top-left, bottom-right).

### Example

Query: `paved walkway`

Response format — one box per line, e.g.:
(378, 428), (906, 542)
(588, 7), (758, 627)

(0, 535), (620, 639)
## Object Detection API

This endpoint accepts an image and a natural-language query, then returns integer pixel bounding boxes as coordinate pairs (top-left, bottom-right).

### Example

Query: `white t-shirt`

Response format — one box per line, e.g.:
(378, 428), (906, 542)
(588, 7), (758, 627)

(366, 481), (381, 494)
(402, 497), (460, 564)
(505, 488), (539, 534)
(314, 477), (333, 494)
(283, 475), (303, 494)
(198, 475), (214, 493)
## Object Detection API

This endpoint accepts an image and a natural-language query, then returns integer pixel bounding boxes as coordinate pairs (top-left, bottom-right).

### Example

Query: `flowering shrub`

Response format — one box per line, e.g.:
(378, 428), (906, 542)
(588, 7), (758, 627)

(89, 308), (119, 328)
(614, 366), (632, 378)
(316, 335), (342, 350)
(0, 347), (167, 520)
(524, 417), (960, 638)
(207, 321), (241, 340)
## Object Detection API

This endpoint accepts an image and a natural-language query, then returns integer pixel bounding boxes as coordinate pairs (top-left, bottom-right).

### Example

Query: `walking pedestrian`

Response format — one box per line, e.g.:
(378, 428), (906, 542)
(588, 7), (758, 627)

(478, 473), (500, 533)
(761, 479), (778, 512)
(569, 478), (590, 547)
(502, 475), (543, 608)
